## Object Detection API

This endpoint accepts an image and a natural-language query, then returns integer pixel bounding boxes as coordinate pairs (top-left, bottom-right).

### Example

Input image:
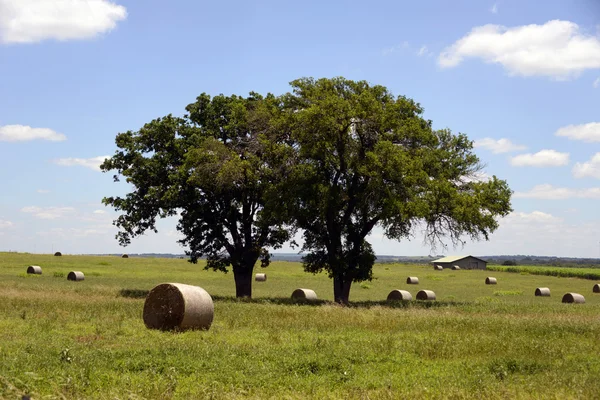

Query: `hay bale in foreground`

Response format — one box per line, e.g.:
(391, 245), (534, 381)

(416, 290), (436, 301)
(387, 289), (413, 301)
(562, 293), (585, 304)
(406, 276), (419, 284)
(434, 265), (443, 271)
(54, 252), (62, 257)
(143, 283), (214, 331)
(26, 265), (42, 275)
(67, 271), (85, 281)
(452, 265), (461, 270)
(255, 273), (267, 282)
(121, 254), (129, 258)
(593, 284), (600, 293)
(535, 287), (551, 297)
(485, 277), (497, 285)
(291, 288), (317, 301)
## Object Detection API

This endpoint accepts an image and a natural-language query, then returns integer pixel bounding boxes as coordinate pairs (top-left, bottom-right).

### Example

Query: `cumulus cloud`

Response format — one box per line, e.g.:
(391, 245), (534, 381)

(573, 153), (600, 179)
(504, 211), (562, 224)
(510, 150), (569, 167)
(555, 122), (600, 142)
(0, 124), (66, 142)
(474, 137), (527, 153)
(0, 219), (13, 228)
(21, 206), (76, 219)
(53, 156), (109, 171)
(417, 45), (430, 57)
(0, 0), (127, 44)
(438, 20), (600, 79)
(514, 184), (600, 199)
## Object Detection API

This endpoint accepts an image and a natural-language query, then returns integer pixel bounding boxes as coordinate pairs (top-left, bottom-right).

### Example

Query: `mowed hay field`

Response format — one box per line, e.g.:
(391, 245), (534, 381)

(1, 253), (600, 399)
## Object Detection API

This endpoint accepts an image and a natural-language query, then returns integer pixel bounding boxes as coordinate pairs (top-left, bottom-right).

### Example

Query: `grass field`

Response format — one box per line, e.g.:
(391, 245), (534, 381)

(1, 252), (600, 399)
(488, 264), (600, 281)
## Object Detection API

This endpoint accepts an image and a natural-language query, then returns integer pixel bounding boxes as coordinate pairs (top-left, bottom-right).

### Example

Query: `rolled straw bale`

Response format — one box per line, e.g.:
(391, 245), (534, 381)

(452, 265), (461, 270)
(67, 271), (85, 281)
(485, 277), (497, 285)
(255, 273), (267, 282)
(416, 290), (436, 301)
(593, 284), (600, 293)
(27, 265), (42, 275)
(434, 265), (443, 271)
(54, 252), (62, 257)
(143, 283), (214, 331)
(291, 288), (317, 301)
(562, 293), (585, 304)
(387, 289), (413, 301)
(406, 276), (419, 284)
(121, 254), (129, 258)
(535, 287), (551, 297)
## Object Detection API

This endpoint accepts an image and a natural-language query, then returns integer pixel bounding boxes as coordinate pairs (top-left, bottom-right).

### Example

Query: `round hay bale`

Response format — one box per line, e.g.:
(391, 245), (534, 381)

(387, 289), (413, 301)
(562, 293), (585, 304)
(485, 277), (497, 285)
(535, 287), (551, 297)
(67, 271), (85, 281)
(121, 254), (129, 258)
(416, 290), (436, 301)
(26, 265), (42, 275)
(291, 288), (317, 301)
(406, 276), (419, 284)
(255, 273), (267, 282)
(54, 252), (62, 257)
(434, 265), (443, 271)
(452, 265), (461, 270)
(593, 284), (600, 293)
(143, 283), (214, 331)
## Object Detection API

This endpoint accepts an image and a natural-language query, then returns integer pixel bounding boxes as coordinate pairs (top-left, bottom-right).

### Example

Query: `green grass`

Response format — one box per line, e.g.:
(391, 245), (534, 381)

(1, 253), (600, 399)
(489, 264), (600, 280)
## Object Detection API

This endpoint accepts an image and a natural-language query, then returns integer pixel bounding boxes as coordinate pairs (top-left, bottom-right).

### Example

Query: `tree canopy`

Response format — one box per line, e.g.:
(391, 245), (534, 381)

(275, 77), (512, 303)
(101, 92), (291, 298)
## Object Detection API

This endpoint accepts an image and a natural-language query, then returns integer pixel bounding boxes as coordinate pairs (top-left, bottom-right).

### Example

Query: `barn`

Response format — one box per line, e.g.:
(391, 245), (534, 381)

(431, 255), (487, 270)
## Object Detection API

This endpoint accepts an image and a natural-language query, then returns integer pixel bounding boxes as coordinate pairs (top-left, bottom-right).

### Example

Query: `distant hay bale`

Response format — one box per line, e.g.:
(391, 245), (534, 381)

(406, 276), (419, 284)
(535, 287), (551, 297)
(593, 284), (600, 293)
(452, 265), (461, 270)
(416, 290), (436, 301)
(387, 289), (413, 301)
(26, 265), (42, 275)
(291, 288), (317, 301)
(143, 283), (214, 331)
(562, 293), (585, 304)
(485, 277), (497, 285)
(434, 265), (443, 270)
(67, 271), (85, 281)
(121, 254), (129, 258)
(255, 273), (267, 282)
(54, 252), (62, 257)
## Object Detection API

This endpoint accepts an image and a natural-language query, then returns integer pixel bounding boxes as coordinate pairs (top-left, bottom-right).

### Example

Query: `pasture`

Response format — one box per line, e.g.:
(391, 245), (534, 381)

(1, 252), (600, 399)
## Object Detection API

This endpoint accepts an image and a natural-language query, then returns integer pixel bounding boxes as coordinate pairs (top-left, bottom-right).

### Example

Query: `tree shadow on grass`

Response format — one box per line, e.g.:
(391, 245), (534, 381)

(118, 288), (149, 299)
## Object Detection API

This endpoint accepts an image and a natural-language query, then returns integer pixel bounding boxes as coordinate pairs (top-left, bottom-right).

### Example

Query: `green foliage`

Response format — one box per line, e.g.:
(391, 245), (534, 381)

(274, 77), (512, 303)
(488, 265), (600, 280)
(493, 290), (523, 296)
(53, 272), (65, 278)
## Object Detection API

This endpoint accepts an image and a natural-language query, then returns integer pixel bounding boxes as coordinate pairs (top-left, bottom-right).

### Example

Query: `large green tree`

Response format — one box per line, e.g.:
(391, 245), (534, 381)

(101, 93), (291, 298)
(278, 77), (512, 304)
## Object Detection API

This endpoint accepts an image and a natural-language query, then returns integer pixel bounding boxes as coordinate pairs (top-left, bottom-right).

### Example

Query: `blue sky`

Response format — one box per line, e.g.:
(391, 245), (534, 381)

(1, 0), (599, 257)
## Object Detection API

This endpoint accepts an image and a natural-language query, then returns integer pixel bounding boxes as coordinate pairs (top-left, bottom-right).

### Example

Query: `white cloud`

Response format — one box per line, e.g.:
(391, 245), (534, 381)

(0, 124), (66, 142)
(474, 137), (527, 153)
(573, 153), (600, 179)
(37, 189), (50, 194)
(594, 77), (600, 88)
(490, 3), (498, 14)
(53, 155), (109, 171)
(555, 122), (600, 142)
(382, 41), (409, 56)
(21, 206), (76, 220)
(504, 211), (562, 224)
(0, 0), (127, 44)
(0, 219), (13, 229)
(417, 45), (429, 56)
(438, 20), (600, 79)
(510, 150), (569, 167)
(514, 184), (600, 199)
(93, 209), (106, 214)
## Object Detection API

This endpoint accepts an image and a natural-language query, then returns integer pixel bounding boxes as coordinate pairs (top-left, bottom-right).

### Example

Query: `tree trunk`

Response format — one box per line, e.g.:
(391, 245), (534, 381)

(233, 266), (253, 298)
(333, 276), (352, 305)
